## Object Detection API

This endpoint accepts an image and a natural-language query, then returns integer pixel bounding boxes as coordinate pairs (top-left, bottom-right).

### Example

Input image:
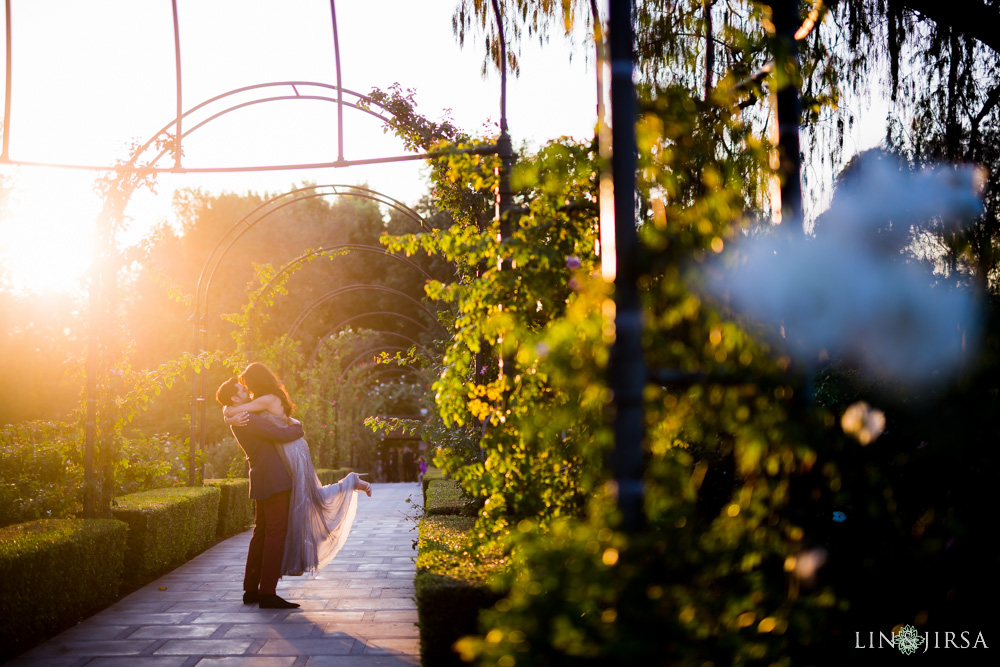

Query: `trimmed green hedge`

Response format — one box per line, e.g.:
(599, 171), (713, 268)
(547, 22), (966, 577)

(422, 466), (445, 497)
(0, 519), (128, 661)
(111, 486), (220, 585)
(204, 478), (252, 537)
(425, 478), (475, 516)
(415, 515), (505, 667)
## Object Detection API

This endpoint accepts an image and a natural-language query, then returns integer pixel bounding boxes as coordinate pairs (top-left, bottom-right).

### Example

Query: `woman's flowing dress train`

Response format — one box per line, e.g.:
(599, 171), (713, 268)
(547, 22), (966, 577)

(262, 414), (361, 576)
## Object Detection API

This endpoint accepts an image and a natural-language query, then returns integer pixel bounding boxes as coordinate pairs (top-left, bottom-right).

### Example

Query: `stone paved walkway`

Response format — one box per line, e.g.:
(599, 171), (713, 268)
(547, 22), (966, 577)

(10, 482), (423, 667)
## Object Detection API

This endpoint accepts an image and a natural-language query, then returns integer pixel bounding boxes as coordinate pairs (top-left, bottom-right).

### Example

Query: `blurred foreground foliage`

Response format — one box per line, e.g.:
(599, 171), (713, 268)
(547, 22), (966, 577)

(374, 2), (1000, 660)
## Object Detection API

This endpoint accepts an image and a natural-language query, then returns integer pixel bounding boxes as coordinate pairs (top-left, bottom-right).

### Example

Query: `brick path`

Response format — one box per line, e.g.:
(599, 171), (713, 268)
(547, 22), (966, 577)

(9, 482), (422, 666)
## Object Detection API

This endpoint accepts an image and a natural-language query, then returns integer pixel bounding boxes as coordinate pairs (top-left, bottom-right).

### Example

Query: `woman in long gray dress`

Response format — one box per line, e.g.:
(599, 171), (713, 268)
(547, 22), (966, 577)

(223, 362), (371, 576)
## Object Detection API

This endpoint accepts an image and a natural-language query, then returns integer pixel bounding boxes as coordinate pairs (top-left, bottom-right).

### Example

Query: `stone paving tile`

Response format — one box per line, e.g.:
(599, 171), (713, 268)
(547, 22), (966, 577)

(290, 587), (377, 599)
(370, 611), (419, 623)
(305, 657), (419, 666)
(162, 601), (254, 612)
(362, 638), (420, 656)
(152, 639), (254, 655)
(127, 625), (220, 639)
(256, 637), (357, 655)
(319, 623), (419, 640)
(88, 613), (193, 625)
(222, 623), (320, 639)
(189, 612), (287, 624)
(282, 611), (368, 624)
(12, 484), (422, 666)
(92, 602), (167, 614)
(19, 640), (157, 658)
(3, 657), (88, 667)
(375, 588), (415, 599)
(129, 589), (226, 602)
(41, 625), (130, 642)
(194, 659), (296, 667)
(331, 598), (417, 611)
(86, 658), (189, 667)
(355, 564), (401, 571)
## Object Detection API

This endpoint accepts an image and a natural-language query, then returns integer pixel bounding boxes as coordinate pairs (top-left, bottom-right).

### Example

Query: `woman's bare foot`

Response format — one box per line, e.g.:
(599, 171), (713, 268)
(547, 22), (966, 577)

(354, 473), (372, 497)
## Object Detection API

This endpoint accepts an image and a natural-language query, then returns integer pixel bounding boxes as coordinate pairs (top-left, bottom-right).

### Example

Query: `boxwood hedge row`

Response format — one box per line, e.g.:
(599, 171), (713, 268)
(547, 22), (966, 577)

(0, 518), (128, 661)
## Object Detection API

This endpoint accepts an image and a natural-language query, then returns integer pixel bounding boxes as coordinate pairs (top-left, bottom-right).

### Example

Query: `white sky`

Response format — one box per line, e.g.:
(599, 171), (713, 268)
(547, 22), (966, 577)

(0, 0), (600, 293)
(0, 0), (888, 294)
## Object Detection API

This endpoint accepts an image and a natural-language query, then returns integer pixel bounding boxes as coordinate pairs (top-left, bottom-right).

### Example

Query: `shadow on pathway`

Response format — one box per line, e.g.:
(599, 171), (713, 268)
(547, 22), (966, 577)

(8, 482), (423, 667)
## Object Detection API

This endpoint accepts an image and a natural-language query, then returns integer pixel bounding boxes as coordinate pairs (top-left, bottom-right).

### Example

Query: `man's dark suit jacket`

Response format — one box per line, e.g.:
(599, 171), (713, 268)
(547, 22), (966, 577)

(231, 413), (304, 500)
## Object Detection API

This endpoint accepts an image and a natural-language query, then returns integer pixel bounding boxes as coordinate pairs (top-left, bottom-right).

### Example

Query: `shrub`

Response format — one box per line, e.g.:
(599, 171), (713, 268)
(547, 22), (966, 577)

(422, 465), (445, 497)
(0, 423), (203, 529)
(0, 519), (128, 661)
(314, 468), (360, 486)
(117, 432), (195, 494)
(204, 478), (251, 537)
(425, 478), (475, 516)
(316, 467), (347, 485)
(0, 421), (83, 528)
(205, 435), (248, 479)
(111, 486), (220, 585)
(415, 515), (506, 667)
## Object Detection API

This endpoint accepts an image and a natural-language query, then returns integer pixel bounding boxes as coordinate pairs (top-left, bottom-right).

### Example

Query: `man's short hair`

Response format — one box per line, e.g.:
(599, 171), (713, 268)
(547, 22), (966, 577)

(215, 377), (241, 406)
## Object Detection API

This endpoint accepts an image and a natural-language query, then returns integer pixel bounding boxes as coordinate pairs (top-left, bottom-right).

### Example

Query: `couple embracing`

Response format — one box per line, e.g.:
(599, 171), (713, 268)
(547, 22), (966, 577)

(215, 362), (371, 609)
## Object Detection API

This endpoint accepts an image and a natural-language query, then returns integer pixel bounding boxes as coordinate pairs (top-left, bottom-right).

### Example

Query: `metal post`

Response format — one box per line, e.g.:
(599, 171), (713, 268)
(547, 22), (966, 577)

(3, 0), (12, 161)
(329, 0), (345, 162)
(170, 0), (183, 170)
(188, 317), (204, 486)
(188, 367), (200, 487)
(83, 265), (99, 518)
(768, 0), (803, 230)
(609, 0), (645, 530)
(197, 342), (207, 485)
(491, 0), (517, 383)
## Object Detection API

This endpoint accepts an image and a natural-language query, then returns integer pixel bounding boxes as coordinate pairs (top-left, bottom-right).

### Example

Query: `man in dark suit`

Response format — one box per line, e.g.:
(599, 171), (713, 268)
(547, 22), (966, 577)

(216, 377), (302, 609)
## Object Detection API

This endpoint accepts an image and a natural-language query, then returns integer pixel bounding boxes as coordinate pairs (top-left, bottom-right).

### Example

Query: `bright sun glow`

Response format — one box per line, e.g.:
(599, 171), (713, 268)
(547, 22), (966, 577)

(0, 1), (598, 299)
(0, 169), (96, 295)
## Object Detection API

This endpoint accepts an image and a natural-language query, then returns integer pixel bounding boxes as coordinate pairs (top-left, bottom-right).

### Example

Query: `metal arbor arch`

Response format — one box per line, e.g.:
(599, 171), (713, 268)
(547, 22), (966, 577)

(193, 186), (429, 328)
(1, 0), (521, 505)
(239, 243), (438, 357)
(279, 284), (447, 369)
(307, 327), (431, 370)
(188, 187), (436, 458)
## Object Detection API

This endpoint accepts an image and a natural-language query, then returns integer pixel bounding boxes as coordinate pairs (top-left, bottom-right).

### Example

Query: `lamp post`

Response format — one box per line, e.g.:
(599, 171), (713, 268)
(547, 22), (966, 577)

(607, 0), (646, 531)
(766, 0), (804, 230)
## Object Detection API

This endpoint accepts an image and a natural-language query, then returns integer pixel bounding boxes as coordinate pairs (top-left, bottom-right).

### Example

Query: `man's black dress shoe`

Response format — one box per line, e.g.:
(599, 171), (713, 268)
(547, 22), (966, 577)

(258, 594), (300, 609)
(243, 591), (259, 604)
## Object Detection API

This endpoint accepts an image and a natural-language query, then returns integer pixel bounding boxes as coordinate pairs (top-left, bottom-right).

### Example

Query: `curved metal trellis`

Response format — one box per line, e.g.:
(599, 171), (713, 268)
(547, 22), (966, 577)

(351, 365), (428, 384)
(341, 345), (410, 373)
(188, 185), (437, 465)
(0, 0), (525, 508)
(317, 362), (427, 469)
(277, 284), (446, 372)
(318, 310), (435, 338)
(307, 329), (430, 371)
(240, 243), (438, 354)
(193, 185), (429, 324)
(2, 0), (499, 173)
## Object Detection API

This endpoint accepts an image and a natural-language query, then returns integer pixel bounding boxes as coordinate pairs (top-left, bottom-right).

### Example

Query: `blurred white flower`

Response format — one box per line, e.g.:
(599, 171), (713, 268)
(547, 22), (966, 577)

(793, 547), (827, 583)
(705, 152), (983, 386)
(840, 401), (886, 445)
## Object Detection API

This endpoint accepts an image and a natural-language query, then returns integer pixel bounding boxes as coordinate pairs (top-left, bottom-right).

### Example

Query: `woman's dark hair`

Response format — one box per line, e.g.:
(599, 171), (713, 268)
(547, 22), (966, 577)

(239, 362), (295, 416)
